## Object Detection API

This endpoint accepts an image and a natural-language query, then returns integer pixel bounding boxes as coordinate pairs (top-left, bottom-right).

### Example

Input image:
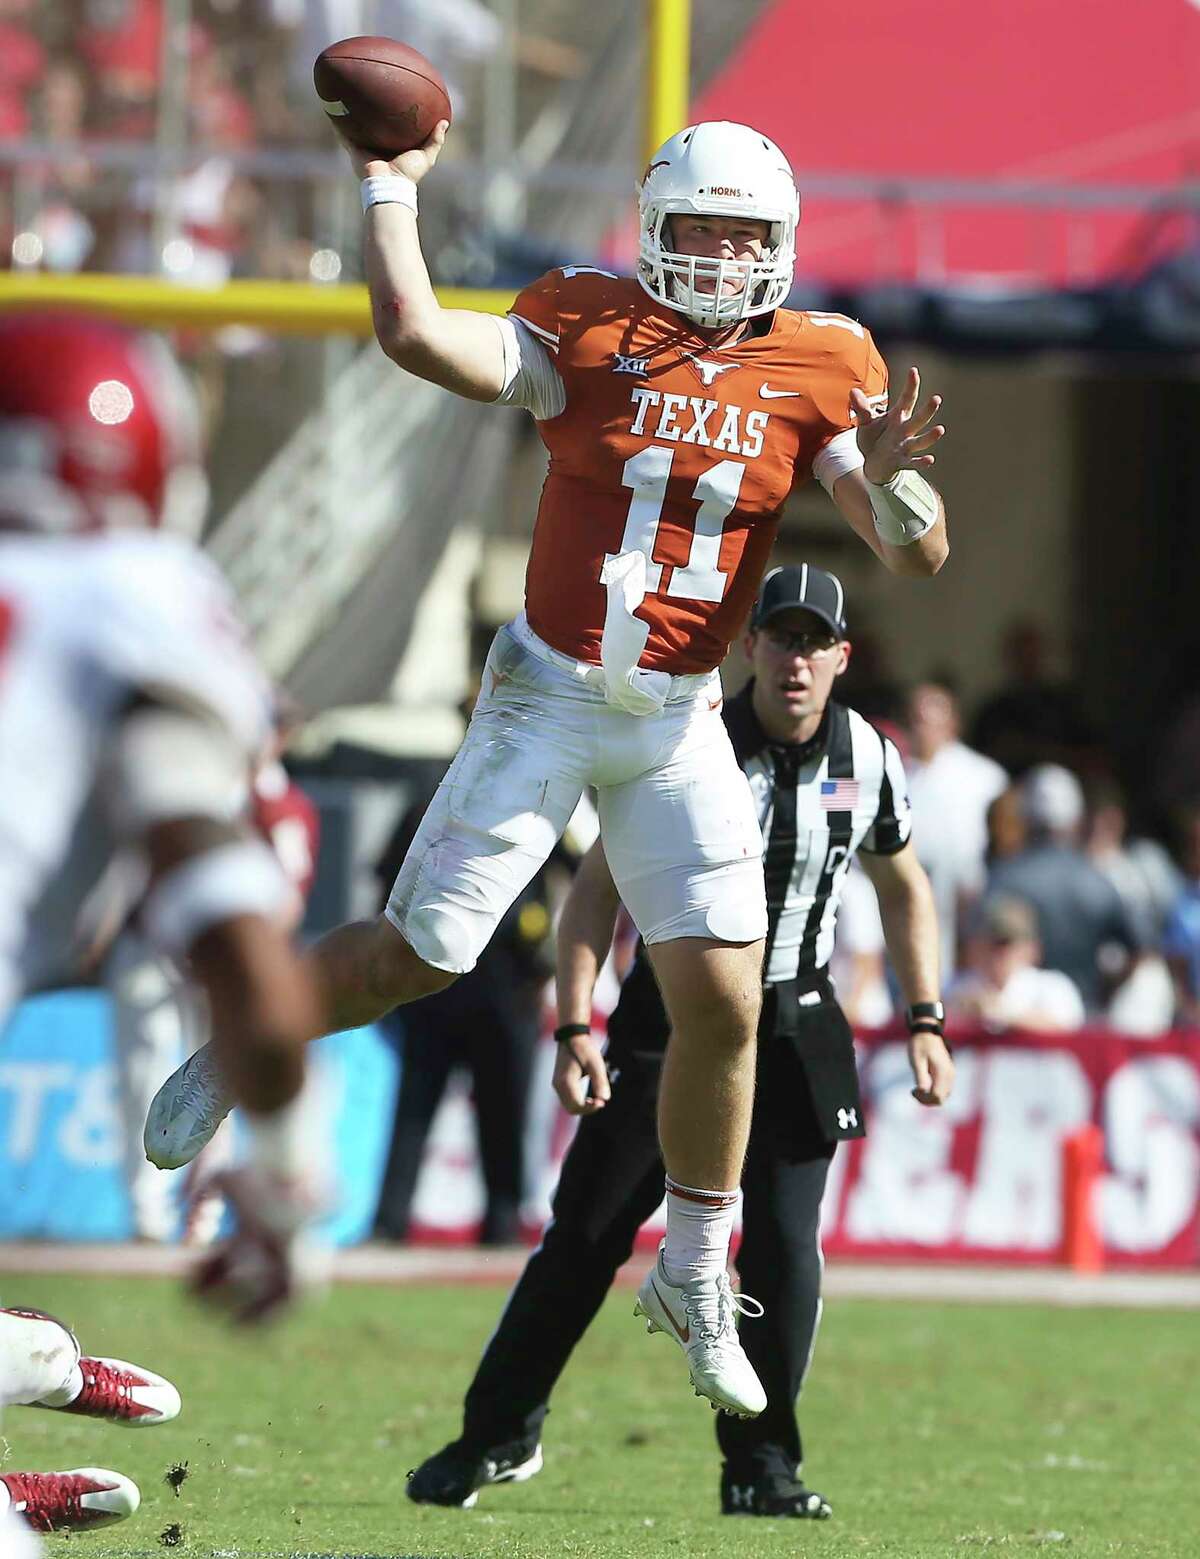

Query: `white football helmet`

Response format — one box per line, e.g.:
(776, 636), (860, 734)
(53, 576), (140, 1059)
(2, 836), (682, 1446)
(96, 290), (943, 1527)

(637, 122), (800, 328)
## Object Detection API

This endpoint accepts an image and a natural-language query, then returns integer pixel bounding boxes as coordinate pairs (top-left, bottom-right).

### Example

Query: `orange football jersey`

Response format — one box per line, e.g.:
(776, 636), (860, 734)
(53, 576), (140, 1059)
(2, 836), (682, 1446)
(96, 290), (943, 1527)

(512, 268), (887, 675)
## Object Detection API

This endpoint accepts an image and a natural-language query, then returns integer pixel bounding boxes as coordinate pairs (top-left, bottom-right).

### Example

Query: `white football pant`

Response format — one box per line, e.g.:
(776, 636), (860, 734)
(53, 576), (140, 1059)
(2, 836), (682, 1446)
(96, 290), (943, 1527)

(386, 616), (766, 974)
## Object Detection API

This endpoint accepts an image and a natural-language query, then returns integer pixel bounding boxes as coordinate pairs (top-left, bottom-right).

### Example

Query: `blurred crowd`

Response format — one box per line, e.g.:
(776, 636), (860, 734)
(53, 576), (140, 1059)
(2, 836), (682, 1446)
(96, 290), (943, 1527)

(0, 0), (581, 283)
(833, 617), (1200, 1038)
(3, 0), (311, 280)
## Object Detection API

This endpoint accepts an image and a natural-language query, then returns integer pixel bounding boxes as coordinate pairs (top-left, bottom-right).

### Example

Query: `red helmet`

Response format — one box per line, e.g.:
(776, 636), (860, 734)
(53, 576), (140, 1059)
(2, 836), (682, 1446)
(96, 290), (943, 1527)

(0, 312), (206, 535)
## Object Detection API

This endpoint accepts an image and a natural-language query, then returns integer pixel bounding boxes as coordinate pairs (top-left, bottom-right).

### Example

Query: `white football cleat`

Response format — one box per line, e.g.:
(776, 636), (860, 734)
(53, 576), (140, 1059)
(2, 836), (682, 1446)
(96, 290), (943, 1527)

(634, 1245), (768, 1419)
(144, 1043), (232, 1169)
(1, 1468), (140, 1532)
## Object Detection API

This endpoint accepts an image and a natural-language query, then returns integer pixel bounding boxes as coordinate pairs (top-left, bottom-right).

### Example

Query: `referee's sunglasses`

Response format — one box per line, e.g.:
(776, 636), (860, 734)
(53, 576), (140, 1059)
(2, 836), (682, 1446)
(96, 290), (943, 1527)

(761, 626), (841, 659)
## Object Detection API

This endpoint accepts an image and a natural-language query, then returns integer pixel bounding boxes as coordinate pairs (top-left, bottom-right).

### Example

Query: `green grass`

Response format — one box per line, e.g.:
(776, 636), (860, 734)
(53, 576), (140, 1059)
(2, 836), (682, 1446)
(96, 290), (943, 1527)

(2, 1270), (1197, 1558)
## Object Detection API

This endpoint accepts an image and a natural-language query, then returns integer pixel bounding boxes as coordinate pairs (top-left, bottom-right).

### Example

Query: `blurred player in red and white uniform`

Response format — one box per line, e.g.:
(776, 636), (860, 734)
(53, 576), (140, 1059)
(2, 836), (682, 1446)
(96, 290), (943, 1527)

(154, 118), (949, 1416)
(0, 313), (327, 1544)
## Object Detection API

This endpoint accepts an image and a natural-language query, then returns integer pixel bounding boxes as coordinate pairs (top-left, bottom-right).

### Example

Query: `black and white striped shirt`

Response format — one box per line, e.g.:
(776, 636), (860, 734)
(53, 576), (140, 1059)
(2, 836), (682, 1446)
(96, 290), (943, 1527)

(604, 685), (912, 1057)
(724, 684), (911, 984)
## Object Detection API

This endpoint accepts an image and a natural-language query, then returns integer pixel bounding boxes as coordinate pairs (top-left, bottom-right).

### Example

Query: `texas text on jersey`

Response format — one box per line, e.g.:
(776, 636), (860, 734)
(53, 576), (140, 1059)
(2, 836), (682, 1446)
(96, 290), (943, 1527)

(507, 267), (887, 675)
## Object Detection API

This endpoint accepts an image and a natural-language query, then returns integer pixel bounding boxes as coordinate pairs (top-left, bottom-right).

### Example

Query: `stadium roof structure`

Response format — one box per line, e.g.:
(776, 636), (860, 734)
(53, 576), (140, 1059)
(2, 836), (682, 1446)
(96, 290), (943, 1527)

(690, 0), (1200, 351)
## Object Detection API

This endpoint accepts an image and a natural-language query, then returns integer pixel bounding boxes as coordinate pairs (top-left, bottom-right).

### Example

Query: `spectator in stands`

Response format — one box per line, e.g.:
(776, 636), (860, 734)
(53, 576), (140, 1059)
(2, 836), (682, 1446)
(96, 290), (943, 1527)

(1163, 805), (1200, 1029)
(905, 680), (1008, 979)
(1083, 775), (1178, 1034)
(1084, 776), (1181, 943)
(0, 0), (44, 138)
(985, 764), (1141, 1015)
(985, 783), (1027, 866)
(970, 618), (1096, 777)
(78, 0), (163, 140)
(24, 57), (96, 272)
(947, 895), (1084, 1033)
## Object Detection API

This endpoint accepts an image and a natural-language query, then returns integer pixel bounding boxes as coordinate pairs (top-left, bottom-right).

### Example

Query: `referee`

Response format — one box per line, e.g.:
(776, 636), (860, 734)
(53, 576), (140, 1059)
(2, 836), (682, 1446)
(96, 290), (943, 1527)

(407, 565), (954, 1518)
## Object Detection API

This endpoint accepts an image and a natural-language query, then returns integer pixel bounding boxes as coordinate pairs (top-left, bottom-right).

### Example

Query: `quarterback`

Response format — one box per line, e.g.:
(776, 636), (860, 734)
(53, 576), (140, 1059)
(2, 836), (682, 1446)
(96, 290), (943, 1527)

(151, 119), (948, 1417)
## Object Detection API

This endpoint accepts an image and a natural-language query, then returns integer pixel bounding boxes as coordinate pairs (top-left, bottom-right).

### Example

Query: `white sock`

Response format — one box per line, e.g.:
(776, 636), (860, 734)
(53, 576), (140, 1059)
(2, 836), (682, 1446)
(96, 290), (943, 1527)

(661, 1179), (740, 1286)
(0, 1311), (79, 1408)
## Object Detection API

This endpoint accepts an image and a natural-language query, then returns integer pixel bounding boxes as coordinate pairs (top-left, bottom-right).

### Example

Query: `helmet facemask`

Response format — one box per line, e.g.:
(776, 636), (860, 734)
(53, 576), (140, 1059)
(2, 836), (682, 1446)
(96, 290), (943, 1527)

(640, 204), (795, 328)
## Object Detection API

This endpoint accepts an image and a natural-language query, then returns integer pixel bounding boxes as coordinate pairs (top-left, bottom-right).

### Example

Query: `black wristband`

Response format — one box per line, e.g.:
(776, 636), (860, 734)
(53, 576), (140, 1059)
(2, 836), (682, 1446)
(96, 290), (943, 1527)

(554, 1022), (592, 1044)
(908, 1021), (953, 1057)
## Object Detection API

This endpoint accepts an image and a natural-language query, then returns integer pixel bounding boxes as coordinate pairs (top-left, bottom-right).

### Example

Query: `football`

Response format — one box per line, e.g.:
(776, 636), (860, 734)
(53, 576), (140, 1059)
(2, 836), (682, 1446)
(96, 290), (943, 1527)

(313, 36), (451, 157)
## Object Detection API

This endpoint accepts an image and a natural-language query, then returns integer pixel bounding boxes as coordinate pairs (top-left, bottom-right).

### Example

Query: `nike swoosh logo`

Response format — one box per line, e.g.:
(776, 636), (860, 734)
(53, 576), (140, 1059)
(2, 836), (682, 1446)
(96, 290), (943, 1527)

(652, 1281), (689, 1343)
(759, 383), (801, 399)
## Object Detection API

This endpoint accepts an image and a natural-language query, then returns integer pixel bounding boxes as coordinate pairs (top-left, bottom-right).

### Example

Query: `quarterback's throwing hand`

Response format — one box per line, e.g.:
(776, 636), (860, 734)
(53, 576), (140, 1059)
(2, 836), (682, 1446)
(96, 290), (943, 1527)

(908, 1031), (955, 1108)
(553, 1032), (611, 1116)
(336, 118), (449, 184)
(851, 367), (945, 487)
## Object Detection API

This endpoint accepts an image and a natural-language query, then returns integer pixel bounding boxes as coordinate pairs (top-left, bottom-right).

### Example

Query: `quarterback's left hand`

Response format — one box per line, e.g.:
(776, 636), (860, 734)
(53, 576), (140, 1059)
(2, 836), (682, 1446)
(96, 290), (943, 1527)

(909, 1030), (955, 1107)
(190, 1166), (330, 1325)
(851, 367), (945, 487)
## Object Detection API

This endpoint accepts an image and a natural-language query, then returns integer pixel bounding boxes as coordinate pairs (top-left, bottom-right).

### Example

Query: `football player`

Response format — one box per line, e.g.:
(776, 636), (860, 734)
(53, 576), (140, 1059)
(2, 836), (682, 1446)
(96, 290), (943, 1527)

(0, 313), (327, 1541)
(151, 117), (948, 1416)
(0, 1306), (179, 1539)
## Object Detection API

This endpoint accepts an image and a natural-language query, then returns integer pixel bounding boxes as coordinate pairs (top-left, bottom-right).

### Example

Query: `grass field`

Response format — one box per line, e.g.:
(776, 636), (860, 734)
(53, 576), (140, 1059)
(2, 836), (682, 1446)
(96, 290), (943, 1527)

(2, 1270), (1197, 1558)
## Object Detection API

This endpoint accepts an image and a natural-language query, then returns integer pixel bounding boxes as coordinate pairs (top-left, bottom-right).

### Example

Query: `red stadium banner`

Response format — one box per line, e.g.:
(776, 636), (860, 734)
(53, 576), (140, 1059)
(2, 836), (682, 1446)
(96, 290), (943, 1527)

(408, 1025), (1200, 1268)
(823, 1028), (1200, 1268)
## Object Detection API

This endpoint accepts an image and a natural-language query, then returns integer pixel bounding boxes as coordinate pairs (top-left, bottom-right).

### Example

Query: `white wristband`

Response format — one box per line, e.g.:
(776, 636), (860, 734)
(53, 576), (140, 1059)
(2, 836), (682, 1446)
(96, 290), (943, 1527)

(868, 469), (939, 546)
(361, 174), (417, 215)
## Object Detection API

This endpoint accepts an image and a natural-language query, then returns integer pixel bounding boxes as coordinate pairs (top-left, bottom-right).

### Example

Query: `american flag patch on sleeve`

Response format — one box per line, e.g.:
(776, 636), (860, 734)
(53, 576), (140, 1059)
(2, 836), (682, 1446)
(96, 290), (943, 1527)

(820, 778), (860, 810)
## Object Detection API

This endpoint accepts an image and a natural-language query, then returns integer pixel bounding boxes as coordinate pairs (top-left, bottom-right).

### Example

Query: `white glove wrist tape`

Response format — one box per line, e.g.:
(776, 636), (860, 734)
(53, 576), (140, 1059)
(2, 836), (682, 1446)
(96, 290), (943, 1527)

(361, 174), (417, 215)
(868, 469), (939, 545)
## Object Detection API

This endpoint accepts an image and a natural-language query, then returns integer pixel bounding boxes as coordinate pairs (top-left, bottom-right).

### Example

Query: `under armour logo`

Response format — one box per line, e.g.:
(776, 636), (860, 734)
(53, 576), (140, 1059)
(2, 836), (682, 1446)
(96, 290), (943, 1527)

(729, 1484), (756, 1510)
(837, 1106), (858, 1131)
(612, 354), (650, 375)
(692, 360), (736, 387)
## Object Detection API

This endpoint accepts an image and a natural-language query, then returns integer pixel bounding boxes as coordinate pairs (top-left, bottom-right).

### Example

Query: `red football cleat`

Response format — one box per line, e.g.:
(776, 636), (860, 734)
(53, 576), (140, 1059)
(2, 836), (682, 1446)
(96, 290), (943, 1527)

(1, 1468), (140, 1532)
(54, 1357), (181, 1427)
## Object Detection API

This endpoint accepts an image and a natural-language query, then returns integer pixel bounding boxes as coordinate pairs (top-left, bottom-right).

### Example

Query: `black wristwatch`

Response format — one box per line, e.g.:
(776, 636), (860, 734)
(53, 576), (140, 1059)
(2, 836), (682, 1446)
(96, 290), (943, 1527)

(905, 1001), (946, 1036)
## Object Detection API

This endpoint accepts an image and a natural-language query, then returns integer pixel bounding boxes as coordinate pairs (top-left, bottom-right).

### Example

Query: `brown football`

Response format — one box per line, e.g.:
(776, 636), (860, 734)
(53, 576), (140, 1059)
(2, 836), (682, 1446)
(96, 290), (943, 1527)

(313, 36), (451, 156)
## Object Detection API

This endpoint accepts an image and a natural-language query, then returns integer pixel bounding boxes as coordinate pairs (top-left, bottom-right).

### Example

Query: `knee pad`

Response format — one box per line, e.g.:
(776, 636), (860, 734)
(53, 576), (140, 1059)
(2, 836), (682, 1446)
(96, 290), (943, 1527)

(401, 905), (475, 981)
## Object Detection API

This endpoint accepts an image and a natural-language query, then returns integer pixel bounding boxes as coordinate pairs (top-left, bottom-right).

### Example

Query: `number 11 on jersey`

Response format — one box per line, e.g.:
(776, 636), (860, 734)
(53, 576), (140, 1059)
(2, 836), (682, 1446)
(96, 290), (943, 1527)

(607, 446), (746, 606)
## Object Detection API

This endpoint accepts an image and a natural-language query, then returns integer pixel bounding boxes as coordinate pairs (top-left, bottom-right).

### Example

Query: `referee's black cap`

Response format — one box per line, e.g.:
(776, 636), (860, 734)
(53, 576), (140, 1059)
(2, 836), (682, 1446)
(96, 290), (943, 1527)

(751, 564), (848, 639)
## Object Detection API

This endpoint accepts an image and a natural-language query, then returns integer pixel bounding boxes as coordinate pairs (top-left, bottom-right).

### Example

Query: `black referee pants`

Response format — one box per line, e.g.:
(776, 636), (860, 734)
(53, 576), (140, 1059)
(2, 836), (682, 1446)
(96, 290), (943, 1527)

(460, 1009), (843, 1482)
